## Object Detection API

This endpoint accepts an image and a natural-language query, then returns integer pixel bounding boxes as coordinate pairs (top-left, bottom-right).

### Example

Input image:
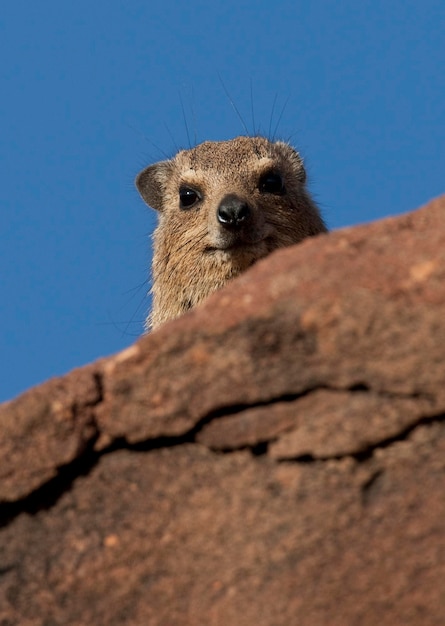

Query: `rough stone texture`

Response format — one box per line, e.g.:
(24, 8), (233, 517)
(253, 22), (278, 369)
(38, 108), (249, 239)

(0, 365), (101, 501)
(1, 195), (445, 625)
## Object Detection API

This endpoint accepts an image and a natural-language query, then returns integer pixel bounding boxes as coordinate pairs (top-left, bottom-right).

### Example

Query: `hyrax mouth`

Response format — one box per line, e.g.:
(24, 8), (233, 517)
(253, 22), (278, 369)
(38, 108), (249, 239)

(204, 237), (273, 263)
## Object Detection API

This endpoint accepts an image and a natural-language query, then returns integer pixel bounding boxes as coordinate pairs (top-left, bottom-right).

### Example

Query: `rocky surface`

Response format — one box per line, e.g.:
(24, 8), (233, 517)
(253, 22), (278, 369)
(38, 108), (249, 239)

(1, 195), (445, 625)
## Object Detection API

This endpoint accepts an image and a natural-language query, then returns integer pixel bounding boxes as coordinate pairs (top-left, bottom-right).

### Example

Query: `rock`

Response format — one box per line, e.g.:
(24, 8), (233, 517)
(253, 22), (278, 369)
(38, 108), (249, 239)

(0, 365), (101, 502)
(1, 195), (445, 625)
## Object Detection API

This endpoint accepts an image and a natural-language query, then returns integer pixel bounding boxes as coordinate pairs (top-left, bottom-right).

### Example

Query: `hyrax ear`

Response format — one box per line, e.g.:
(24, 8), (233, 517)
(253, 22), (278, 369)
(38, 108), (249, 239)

(135, 160), (174, 211)
(275, 141), (306, 184)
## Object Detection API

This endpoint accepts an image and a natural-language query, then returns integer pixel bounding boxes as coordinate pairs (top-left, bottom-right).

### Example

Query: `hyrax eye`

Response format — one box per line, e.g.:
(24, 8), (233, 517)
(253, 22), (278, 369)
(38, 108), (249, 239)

(259, 172), (285, 195)
(179, 186), (200, 209)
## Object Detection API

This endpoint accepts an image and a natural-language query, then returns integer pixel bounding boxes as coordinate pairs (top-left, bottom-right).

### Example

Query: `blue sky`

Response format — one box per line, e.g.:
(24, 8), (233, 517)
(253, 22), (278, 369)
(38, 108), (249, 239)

(1, 0), (444, 401)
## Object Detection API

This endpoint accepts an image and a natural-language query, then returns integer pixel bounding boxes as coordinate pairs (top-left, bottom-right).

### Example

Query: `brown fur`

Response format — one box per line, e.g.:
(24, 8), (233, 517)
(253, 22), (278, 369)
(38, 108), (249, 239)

(136, 136), (327, 329)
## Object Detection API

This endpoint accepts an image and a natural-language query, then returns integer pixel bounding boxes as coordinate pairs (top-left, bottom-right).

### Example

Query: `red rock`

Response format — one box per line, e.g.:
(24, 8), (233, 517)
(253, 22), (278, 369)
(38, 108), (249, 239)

(0, 365), (101, 501)
(1, 195), (445, 624)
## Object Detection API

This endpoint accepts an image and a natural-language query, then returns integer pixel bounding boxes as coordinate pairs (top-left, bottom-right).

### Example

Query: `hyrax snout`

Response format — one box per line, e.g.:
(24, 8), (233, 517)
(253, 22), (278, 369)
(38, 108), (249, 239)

(136, 135), (327, 329)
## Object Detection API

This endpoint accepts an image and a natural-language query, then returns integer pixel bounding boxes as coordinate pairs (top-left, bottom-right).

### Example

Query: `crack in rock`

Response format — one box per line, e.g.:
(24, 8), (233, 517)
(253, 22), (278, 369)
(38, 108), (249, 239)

(1, 382), (442, 529)
(273, 412), (445, 463)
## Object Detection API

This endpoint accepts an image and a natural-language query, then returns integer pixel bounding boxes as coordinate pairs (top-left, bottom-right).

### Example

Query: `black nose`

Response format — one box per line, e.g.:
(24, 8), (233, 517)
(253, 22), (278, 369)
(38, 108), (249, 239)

(217, 195), (251, 229)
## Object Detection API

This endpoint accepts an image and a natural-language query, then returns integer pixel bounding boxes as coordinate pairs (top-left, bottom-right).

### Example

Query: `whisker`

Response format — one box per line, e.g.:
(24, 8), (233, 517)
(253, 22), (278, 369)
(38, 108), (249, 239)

(268, 93), (278, 140)
(122, 278), (150, 299)
(126, 122), (171, 160)
(191, 84), (198, 146)
(164, 122), (180, 154)
(272, 94), (290, 141)
(122, 289), (150, 337)
(179, 91), (192, 149)
(218, 73), (250, 136)
(250, 79), (256, 135)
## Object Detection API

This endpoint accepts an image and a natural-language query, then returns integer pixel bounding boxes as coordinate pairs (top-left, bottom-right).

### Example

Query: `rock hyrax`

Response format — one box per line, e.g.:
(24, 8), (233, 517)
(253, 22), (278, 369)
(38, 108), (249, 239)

(136, 135), (327, 329)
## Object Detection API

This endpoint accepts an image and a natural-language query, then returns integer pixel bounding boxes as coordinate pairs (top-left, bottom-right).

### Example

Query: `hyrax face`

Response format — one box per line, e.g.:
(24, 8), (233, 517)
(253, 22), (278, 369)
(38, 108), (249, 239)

(136, 136), (327, 329)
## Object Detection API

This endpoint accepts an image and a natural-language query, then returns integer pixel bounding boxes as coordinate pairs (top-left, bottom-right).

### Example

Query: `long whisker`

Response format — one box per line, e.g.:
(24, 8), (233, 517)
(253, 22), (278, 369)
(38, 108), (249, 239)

(191, 84), (198, 146)
(179, 91), (192, 149)
(218, 73), (250, 136)
(126, 122), (171, 160)
(164, 121), (180, 154)
(272, 94), (290, 140)
(268, 93), (278, 140)
(250, 79), (256, 135)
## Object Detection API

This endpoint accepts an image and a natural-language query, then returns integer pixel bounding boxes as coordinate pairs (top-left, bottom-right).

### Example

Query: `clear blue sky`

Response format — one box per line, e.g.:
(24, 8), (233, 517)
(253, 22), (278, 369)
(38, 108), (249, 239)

(1, 0), (444, 401)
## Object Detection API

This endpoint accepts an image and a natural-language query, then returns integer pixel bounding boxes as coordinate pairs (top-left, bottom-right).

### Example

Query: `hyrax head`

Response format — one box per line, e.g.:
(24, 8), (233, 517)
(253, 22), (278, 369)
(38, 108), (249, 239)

(136, 135), (327, 329)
